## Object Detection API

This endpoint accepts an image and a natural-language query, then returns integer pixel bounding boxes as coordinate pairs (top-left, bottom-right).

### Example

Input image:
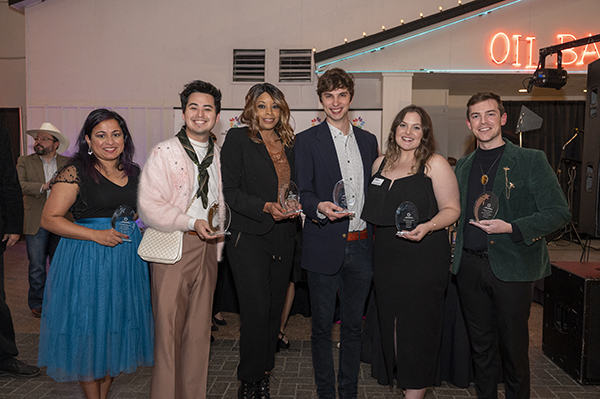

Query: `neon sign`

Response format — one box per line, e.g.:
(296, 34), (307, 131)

(489, 33), (600, 69)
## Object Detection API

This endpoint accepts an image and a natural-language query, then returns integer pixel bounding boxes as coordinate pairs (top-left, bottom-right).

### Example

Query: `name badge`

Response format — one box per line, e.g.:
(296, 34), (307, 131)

(371, 177), (384, 186)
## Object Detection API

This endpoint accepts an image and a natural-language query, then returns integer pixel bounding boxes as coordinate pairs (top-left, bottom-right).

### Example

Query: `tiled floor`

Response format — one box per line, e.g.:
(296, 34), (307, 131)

(1, 237), (599, 398)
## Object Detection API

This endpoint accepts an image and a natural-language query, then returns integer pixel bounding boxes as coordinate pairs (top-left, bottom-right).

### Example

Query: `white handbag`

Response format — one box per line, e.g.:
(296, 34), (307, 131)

(137, 227), (183, 264)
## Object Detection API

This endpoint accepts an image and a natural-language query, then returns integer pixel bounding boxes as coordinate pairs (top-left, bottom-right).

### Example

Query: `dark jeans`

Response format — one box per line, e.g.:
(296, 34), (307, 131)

(25, 228), (60, 310)
(456, 250), (533, 399)
(307, 239), (373, 399)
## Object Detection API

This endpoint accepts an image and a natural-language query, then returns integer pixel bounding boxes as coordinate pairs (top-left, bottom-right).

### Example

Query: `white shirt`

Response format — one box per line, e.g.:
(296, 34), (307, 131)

(40, 154), (58, 198)
(186, 138), (219, 231)
(327, 122), (366, 232)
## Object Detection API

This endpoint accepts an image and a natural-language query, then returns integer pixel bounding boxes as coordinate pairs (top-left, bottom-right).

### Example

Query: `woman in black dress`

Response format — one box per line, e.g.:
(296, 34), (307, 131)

(38, 109), (153, 399)
(221, 83), (300, 399)
(362, 105), (460, 399)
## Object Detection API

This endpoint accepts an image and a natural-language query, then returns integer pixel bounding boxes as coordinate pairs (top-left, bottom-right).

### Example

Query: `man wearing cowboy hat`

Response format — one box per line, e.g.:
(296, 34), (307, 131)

(17, 122), (70, 318)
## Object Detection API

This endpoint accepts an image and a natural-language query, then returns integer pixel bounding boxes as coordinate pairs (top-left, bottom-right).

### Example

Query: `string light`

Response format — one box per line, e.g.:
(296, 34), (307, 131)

(363, 32), (366, 37)
(420, 12), (424, 18)
(317, 0), (530, 71)
(382, 25), (386, 31)
(344, 38), (348, 43)
(458, 0), (462, 4)
(439, 6), (443, 11)
(312, 48), (316, 53)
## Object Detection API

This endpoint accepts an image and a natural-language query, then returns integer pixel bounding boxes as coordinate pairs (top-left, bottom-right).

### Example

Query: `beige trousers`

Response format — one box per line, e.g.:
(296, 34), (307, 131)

(149, 233), (218, 399)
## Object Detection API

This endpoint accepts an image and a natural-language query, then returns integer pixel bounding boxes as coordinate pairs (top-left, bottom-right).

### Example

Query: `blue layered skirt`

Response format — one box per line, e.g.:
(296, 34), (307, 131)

(38, 218), (154, 382)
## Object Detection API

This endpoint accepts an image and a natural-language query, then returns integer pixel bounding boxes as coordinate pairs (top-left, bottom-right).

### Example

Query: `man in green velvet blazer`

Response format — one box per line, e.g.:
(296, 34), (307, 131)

(453, 92), (569, 399)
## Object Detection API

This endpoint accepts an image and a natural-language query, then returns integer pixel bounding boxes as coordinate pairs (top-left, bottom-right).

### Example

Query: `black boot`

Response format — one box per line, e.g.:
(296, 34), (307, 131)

(238, 380), (257, 399)
(256, 374), (271, 399)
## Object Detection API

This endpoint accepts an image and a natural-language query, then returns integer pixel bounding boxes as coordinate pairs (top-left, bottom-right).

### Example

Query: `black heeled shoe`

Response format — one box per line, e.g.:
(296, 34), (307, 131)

(213, 315), (227, 326)
(238, 380), (257, 399)
(276, 331), (291, 352)
(256, 374), (271, 399)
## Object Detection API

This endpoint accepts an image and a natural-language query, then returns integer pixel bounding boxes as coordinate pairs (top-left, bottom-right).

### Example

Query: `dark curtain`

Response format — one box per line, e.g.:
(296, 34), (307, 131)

(0, 108), (22, 163)
(503, 101), (585, 223)
(503, 101), (585, 168)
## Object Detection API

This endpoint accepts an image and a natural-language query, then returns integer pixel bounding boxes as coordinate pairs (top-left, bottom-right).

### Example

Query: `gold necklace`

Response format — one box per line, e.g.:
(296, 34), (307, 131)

(478, 153), (502, 189)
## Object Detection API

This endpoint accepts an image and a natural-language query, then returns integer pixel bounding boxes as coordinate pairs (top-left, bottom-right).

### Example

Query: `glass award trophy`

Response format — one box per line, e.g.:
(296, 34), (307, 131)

(111, 205), (136, 242)
(395, 201), (419, 236)
(208, 201), (232, 236)
(332, 180), (356, 215)
(472, 191), (499, 222)
(279, 180), (301, 215)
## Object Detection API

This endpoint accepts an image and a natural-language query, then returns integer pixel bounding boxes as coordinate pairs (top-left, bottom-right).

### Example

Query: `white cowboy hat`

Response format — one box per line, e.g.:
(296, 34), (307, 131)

(26, 122), (70, 154)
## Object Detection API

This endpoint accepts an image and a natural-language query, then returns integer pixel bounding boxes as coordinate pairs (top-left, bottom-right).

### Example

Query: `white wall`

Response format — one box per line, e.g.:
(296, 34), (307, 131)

(20, 0), (600, 162)
(0, 3), (26, 147)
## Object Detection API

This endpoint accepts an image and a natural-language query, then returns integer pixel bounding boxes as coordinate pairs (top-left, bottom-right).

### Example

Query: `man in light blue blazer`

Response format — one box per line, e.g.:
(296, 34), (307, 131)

(453, 92), (569, 399)
(295, 68), (378, 399)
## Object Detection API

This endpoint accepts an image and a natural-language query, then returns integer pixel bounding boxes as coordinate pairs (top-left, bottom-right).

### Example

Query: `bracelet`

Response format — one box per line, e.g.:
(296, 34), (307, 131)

(428, 221), (436, 235)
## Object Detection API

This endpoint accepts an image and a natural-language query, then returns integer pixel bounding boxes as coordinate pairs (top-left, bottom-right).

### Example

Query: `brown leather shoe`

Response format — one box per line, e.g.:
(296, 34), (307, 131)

(31, 308), (42, 318)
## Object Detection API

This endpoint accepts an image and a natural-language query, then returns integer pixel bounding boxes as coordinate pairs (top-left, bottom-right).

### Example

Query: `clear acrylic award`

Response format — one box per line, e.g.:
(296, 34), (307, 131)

(208, 201), (232, 236)
(472, 191), (499, 222)
(279, 180), (301, 215)
(111, 205), (136, 242)
(395, 201), (419, 236)
(332, 180), (356, 215)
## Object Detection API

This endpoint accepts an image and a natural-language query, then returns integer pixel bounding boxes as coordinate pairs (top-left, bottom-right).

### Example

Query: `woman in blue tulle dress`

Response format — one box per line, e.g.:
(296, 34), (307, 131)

(38, 109), (153, 399)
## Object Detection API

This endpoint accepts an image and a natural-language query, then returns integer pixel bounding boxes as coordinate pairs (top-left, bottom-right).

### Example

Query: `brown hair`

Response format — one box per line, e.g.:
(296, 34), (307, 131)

(384, 105), (437, 174)
(240, 83), (295, 148)
(466, 92), (505, 119)
(317, 68), (355, 102)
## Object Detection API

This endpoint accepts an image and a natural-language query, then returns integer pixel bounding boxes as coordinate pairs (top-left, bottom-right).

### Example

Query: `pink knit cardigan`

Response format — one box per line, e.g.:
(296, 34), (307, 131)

(138, 136), (225, 261)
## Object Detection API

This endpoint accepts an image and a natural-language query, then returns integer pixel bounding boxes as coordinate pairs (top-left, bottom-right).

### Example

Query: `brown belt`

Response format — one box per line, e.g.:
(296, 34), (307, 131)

(347, 229), (368, 241)
(186, 231), (198, 236)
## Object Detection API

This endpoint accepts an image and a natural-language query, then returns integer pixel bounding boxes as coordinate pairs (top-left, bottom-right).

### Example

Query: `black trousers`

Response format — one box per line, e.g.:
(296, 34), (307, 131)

(456, 250), (533, 399)
(0, 247), (19, 363)
(227, 224), (294, 383)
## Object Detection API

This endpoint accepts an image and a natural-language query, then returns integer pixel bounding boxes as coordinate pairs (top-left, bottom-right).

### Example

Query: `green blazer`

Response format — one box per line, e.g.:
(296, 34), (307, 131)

(452, 140), (570, 282)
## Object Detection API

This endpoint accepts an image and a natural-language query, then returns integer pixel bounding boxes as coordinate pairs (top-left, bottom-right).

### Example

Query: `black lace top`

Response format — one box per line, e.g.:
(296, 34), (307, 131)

(52, 162), (140, 220)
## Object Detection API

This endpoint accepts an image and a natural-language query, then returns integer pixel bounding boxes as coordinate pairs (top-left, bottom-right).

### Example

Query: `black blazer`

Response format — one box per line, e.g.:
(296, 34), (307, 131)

(0, 126), (24, 253)
(221, 127), (297, 236)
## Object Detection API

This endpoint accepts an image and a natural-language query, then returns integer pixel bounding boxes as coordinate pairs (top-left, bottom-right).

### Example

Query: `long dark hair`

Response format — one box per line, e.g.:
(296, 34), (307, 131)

(71, 108), (137, 183)
(384, 105), (437, 174)
(240, 83), (295, 148)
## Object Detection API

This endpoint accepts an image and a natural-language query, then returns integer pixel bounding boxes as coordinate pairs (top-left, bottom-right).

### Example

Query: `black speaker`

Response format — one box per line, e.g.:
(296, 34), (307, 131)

(579, 58), (600, 236)
(542, 261), (600, 384)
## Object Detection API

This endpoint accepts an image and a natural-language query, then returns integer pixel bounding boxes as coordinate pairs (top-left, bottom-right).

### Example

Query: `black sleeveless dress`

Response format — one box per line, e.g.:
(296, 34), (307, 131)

(362, 160), (450, 389)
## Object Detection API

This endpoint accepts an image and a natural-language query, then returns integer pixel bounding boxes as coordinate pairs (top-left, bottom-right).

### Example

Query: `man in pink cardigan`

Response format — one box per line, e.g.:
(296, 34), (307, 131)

(138, 80), (225, 399)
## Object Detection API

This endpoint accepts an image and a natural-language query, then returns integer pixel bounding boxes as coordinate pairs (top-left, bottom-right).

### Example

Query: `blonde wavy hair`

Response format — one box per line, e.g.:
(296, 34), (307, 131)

(240, 83), (295, 148)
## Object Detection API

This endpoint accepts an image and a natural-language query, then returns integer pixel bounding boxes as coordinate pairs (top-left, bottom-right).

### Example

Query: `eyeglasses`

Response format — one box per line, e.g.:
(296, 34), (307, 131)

(34, 137), (58, 143)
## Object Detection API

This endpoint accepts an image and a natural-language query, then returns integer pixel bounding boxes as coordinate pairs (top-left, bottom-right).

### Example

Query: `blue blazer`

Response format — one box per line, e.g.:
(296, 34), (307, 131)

(294, 122), (378, 275)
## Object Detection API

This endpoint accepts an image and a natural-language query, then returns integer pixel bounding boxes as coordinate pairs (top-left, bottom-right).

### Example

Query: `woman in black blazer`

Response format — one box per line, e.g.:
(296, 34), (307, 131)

(221, 83), (300, 399)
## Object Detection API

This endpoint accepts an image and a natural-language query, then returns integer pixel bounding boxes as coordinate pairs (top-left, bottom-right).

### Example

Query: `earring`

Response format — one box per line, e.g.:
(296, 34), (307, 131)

(88, 147), (93, 155)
